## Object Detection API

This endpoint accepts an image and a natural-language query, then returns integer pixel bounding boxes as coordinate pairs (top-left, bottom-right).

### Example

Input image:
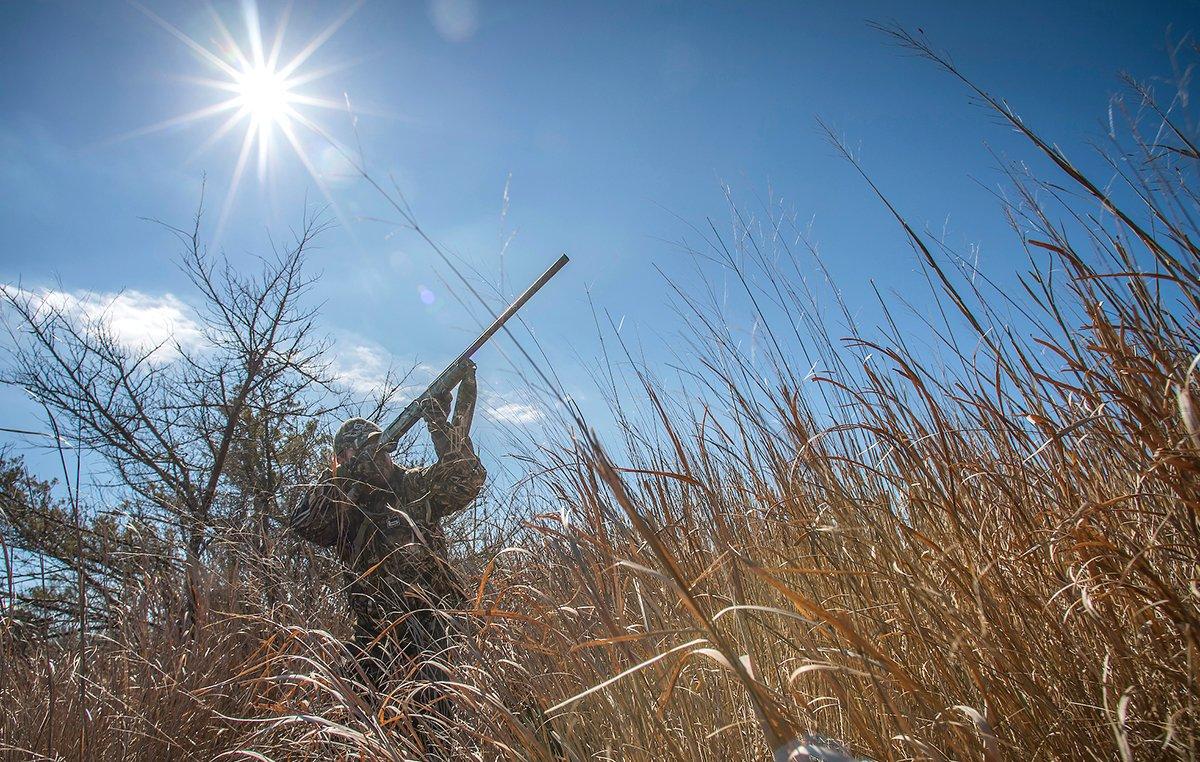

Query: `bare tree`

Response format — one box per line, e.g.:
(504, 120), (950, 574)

(0, 201), (339, 629)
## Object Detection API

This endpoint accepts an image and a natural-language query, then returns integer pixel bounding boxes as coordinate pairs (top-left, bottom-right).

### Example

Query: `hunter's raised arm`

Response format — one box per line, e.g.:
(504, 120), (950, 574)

(403, 361), (486, 522)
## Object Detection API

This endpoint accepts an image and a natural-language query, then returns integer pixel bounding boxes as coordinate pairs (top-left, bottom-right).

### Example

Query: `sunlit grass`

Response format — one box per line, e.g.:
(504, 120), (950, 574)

(3, 28), (1199, 762)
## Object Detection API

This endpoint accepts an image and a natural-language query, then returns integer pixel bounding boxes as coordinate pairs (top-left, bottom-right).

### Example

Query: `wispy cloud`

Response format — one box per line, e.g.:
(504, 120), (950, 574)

(329, 335), (433, 398)
(333, 342), (394, 395)
(485, 400), (544, 426)
(428, 0), (479, 42)
(8, 287), (204, 359)
(6, 287), (442, 402)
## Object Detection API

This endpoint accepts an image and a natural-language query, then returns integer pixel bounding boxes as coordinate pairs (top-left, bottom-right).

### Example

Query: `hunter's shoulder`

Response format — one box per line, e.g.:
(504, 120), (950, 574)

(292, 468), (332, 507)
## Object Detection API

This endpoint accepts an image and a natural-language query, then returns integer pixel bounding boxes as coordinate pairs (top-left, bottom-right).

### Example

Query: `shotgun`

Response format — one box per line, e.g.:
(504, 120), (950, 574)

(370, 253), (569, 457)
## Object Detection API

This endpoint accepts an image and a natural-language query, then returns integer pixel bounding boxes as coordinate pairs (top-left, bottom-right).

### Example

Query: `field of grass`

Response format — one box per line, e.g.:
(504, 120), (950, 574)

(2, 32), (1198, 761)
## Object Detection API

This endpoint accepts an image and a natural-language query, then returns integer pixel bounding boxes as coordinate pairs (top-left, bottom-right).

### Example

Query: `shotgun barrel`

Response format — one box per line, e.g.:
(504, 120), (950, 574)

(374, 253), (569, 454)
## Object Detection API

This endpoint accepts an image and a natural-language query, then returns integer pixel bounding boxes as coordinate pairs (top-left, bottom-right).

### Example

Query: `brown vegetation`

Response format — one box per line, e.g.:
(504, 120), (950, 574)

(3, 31), (1199, 761)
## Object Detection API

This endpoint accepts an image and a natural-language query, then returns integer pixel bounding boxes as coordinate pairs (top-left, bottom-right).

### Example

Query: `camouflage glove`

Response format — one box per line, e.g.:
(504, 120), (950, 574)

(421, 360), (476, 456)
(451, 360), (478, 434)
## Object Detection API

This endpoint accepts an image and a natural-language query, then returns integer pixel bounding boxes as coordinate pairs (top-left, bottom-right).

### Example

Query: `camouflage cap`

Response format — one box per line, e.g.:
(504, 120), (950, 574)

(333, 417), (382, 455)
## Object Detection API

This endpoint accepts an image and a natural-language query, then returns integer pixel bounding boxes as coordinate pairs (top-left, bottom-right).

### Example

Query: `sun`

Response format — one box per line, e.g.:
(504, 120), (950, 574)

(235, 64), (293, 127)
(129, 1), (362, 236)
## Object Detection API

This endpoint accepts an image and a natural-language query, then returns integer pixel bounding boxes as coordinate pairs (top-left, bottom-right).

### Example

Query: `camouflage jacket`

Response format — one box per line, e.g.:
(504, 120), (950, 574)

(290, 444), (486, 605)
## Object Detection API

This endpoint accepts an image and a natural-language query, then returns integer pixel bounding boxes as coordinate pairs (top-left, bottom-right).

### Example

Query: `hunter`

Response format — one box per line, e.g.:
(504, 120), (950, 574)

(289, 360), (486, 700)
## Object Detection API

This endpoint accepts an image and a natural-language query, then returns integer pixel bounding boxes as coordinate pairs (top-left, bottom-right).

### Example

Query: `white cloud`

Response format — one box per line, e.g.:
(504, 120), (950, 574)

(428, 0), (479, 42)
(11, 287), (204, 359)
(333, 342), (393, 395)
(7, 288), (442, 400)
(329, 336), (434, 398)
(485, 401), (544, 426)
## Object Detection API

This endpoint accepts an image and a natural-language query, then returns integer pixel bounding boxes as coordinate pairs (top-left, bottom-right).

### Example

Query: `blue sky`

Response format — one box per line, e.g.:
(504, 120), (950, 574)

(1, 0), (1196, 488)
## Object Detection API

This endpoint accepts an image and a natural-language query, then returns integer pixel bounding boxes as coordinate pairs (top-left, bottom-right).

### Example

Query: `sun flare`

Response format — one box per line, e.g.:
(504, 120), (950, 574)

(235, 65), (293, 127)
(131, 1), (361, 236)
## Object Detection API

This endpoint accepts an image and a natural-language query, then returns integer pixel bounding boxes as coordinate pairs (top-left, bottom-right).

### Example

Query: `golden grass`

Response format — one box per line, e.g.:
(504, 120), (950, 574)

(3, 31), (1199, 761)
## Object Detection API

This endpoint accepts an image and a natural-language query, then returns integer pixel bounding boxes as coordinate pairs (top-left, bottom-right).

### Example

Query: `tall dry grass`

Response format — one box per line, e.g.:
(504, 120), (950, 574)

(4, 29), (1200, 761)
